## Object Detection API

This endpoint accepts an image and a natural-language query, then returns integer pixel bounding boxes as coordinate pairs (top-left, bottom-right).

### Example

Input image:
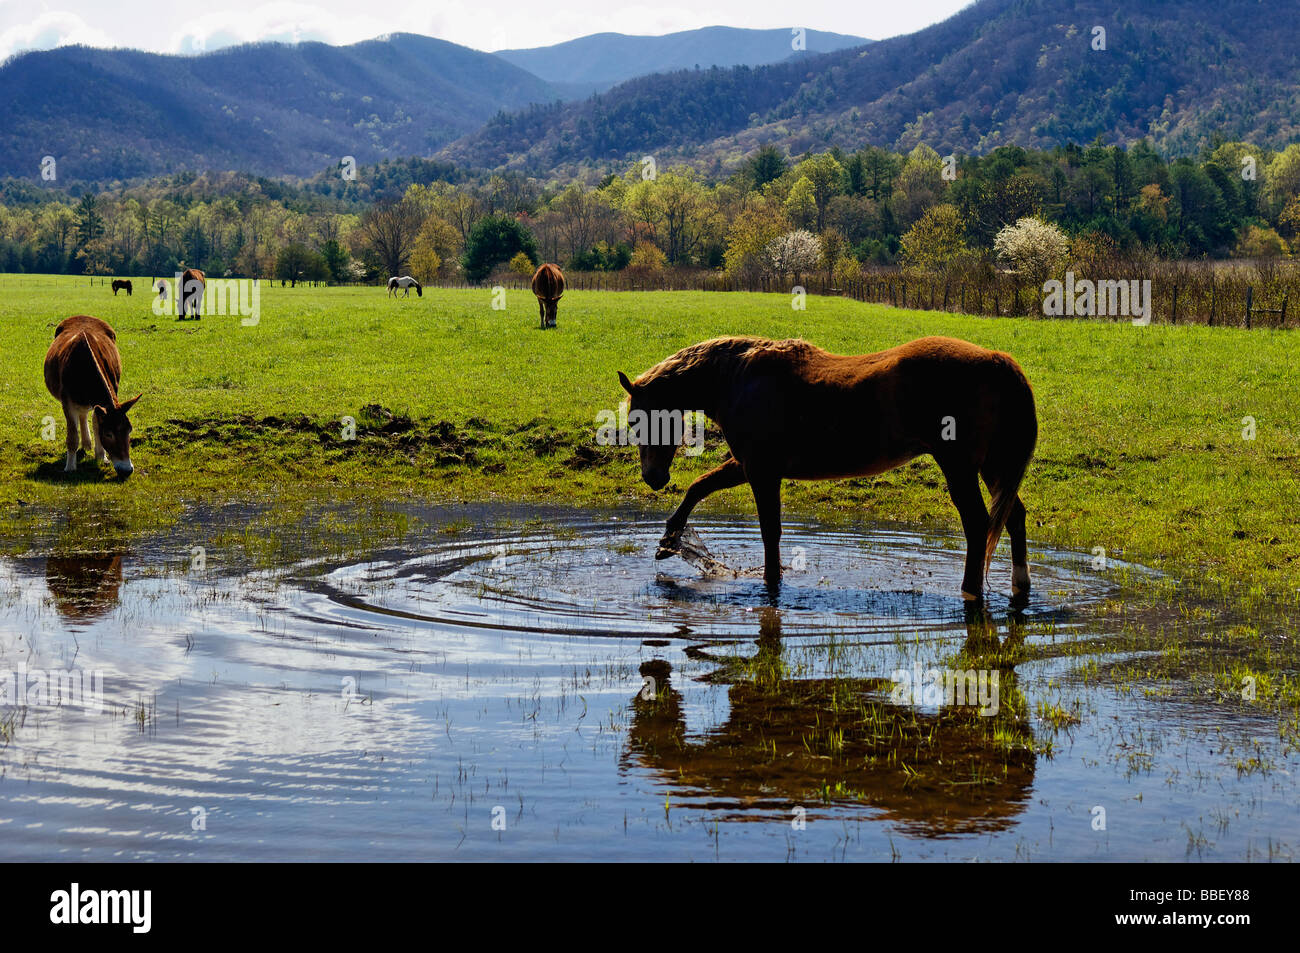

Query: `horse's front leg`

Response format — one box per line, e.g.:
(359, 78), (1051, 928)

(749, 474), (783, 587)
(658, 458), (746, 556)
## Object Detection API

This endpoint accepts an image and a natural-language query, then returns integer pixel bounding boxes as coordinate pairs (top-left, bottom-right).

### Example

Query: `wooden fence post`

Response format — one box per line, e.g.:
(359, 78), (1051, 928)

(1171, 285), (1178, 325)
(1246, 286), (1253, 329)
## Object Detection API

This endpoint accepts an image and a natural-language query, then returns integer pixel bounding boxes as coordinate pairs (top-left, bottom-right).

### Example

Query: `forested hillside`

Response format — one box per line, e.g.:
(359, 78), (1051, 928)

(446, 0), (1300, 172)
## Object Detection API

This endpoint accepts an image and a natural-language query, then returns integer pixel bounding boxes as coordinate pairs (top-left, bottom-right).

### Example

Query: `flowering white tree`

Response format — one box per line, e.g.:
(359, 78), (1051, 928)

(764, 229), (822, 279)
(993, 217), (1069, 283)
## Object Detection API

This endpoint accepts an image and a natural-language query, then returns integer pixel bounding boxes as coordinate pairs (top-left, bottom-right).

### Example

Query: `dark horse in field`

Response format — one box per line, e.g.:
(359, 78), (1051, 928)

(531, 263), (564, 329)
(111, 279), (132, 296)
(44, 315), (141, 476)
(180, 268), (205, 319)
(618, 336), (1037, 602)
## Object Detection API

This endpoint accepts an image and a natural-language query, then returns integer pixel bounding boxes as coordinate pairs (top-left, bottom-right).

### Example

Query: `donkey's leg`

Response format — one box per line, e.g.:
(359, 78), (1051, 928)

(538, 299), (546, 329)
(90, 410), (110, 463)
(79, 408), (103, 462)
(62, 402), (80, 472)
(1007, 494), (1030, 599)
(661, 458), (746, 543)
(939, 460), (989, 601)
(749, 474), (783, 587)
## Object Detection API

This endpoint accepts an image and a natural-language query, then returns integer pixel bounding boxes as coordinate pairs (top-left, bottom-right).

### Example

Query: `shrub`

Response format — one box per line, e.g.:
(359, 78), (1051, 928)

(994, 217), (1069, 284)
(763, 229), (822, 279)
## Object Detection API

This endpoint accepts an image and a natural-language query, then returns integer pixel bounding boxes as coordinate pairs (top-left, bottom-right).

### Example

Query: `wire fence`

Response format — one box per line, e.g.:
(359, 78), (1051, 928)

(6, 263), (1297, 327)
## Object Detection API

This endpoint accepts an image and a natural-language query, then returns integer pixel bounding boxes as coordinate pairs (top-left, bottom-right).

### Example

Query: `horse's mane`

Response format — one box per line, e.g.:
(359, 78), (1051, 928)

(635, 336), (819, 388)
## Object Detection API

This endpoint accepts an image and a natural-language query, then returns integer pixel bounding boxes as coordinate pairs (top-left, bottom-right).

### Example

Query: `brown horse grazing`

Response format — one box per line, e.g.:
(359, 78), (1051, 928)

(618, 336), (1038, 602)
(111, 279), (132, 296)
(44, 315), (141, 476)
(180, 268), (205, 319)
(531, 263), (564, 329)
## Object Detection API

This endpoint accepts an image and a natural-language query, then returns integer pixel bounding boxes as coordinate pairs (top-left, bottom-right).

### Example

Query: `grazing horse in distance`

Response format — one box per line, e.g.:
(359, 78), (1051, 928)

(531, 263), (564, 328)
(111, 279), (132, 296)
(44, 315), (141, 476)
(619, 336), (1038, 602)
(155, 280), (168, 303)
(388, 276), (422, 297)
(180, 268), (205, 319)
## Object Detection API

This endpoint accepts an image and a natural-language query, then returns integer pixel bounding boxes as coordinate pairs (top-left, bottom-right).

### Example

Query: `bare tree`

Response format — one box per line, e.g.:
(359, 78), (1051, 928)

(360, 200), (423, 277)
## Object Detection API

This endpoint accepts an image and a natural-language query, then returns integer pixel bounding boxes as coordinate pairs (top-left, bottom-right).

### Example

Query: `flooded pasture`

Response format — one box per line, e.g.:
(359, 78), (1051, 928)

(0, 507), (1296, 861)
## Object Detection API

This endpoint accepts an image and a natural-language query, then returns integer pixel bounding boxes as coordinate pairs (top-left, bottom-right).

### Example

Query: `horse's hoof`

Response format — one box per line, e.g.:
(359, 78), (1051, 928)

(1012, 566), (1031, 598)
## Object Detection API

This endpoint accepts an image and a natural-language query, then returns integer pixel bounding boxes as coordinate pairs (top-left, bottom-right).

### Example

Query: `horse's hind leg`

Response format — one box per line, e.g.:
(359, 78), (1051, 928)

(1007, 495), (1030, 599)
(939, 461), (989, 601)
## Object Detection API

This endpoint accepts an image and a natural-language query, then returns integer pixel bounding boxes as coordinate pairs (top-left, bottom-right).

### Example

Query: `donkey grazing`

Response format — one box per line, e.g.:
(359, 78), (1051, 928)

(619, 336), (1038, 602)
(111, 279), (132, 296)
(531, 263), (564, 328)
(44, 315), (141, 476)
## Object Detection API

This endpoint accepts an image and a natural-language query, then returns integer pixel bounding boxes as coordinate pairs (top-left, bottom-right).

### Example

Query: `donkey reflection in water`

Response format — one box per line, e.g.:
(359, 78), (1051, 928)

(618, 336), (1038, 602)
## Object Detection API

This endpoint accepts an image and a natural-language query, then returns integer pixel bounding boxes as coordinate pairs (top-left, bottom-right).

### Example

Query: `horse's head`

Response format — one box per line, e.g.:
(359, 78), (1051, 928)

(415, 282), (423, 297)
(619, 371), (678, 491)
(94, 393), (141, 476)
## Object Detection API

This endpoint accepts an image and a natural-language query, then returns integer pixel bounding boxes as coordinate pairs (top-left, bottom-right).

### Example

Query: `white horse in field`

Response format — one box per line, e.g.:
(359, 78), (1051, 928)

(387, 276), (422, 298)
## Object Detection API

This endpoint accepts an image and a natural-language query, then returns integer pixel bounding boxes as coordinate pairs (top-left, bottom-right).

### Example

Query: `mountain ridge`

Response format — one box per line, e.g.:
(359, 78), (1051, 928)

(494, 25), (871, 92)
(445, 0), (1300, 172)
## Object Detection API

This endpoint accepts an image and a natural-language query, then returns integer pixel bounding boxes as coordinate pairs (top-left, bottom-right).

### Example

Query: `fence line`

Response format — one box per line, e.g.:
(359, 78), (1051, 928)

(4, 268), (1294, 327)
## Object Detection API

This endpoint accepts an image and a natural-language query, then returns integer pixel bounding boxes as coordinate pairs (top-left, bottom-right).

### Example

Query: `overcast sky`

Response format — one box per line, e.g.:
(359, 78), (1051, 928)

(0, 1), (972, 60)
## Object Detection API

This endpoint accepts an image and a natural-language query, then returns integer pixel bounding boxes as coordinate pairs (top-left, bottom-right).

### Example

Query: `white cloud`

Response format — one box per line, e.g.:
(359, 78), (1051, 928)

(0, 2), (970, 60)
(167, 3), (390, 55)
(0, 11), (116, 61)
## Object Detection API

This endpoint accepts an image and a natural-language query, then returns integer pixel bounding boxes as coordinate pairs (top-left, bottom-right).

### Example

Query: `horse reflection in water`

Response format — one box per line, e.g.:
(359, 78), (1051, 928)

(45, 553), (125, 622)
(624, 607), (1036, 836)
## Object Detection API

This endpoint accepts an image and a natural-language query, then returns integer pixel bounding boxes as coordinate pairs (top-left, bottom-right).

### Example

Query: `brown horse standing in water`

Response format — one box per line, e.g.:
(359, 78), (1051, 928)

(531, 263), (564, 328)
(618, 336), (1038, 602)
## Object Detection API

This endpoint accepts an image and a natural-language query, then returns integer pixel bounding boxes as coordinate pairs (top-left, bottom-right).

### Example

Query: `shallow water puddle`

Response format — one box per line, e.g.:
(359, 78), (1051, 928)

(0, 509), (1295, 860)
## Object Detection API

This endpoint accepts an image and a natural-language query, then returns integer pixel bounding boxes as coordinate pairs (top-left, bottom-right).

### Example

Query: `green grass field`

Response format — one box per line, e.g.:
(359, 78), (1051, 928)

(3, 273), (1300, 605)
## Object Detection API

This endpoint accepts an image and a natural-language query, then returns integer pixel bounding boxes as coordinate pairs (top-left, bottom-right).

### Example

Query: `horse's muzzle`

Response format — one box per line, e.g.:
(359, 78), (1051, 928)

(643, 468), (670, 491)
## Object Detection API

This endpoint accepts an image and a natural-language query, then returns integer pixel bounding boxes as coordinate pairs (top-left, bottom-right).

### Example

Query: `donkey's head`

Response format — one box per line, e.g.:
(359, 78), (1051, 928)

(94, 394), (141, 476)
(619, 371), (681, 491)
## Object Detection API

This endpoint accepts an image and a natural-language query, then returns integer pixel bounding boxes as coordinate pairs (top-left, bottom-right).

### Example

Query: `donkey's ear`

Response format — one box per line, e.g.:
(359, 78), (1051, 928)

(618, 371), (635, 395)
(119, 393), (141, 413)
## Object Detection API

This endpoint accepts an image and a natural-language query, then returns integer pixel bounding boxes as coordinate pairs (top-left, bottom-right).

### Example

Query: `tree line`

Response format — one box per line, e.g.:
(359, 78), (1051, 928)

(2, 138), (1299, 286)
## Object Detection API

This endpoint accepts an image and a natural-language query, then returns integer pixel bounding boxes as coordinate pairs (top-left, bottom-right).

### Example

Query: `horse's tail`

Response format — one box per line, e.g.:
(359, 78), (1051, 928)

(983, 354), (1038, 575)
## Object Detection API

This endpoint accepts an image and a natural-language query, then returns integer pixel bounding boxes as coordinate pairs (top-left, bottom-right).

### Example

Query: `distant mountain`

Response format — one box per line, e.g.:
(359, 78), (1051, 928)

(446, 0), (1300, 171)
(494, 26), (871, 95)
(0, 33), (559, 182)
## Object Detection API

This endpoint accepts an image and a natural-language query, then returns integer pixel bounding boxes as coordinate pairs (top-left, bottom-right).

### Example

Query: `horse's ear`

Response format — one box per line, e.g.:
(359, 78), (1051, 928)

(119, 393), (141, 413)
(618, 371), (635, 395)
